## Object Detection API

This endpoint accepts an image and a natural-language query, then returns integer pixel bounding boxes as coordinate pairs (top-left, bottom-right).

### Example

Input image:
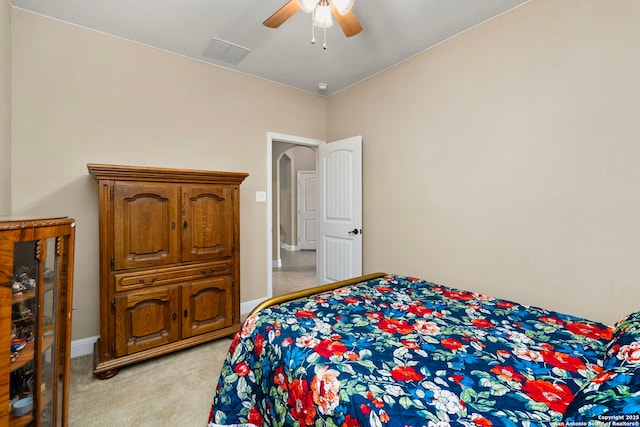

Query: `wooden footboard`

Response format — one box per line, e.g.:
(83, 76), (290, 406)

(249, 272), (388, 316)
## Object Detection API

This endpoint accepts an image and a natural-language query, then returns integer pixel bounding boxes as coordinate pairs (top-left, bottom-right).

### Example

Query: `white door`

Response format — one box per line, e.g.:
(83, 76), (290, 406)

(297, 171), (317, 250)
(317, 136), (363, 284)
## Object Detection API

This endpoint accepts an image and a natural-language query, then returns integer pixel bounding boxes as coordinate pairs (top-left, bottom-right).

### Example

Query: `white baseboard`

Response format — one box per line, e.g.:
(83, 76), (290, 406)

(241, 297), (267, 316)
(272, 259), (282, 268)
(71, 335), (99, 359)
(71, 300), (265, 359)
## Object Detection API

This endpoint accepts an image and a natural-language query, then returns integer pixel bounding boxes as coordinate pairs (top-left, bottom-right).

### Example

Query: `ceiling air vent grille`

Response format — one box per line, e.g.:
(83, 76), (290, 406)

(203, 38), (251, 65)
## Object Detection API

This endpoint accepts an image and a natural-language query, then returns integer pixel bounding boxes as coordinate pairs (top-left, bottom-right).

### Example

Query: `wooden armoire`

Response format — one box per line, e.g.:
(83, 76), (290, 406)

(87, 164), (248, 379)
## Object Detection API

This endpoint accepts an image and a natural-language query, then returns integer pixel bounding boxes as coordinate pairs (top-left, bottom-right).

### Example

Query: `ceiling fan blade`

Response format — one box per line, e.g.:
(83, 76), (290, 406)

(331, 4), (363, 37)
(263, 0), (302, 28)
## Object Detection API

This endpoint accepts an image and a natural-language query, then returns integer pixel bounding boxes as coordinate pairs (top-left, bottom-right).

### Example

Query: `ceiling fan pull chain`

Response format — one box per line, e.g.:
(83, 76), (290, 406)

(323, 26), (327, 49)
(311, 11), (316, 44)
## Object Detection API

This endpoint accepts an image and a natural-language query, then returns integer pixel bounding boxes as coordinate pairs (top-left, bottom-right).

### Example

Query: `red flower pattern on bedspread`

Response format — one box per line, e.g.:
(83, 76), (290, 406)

(314, 339), (348, 358)
(288, 378), (316, 425)
(390, 365), (423, 382)
(489, 365), (525, 383)
(522, 379), (574, 413)
(209, 275), (613, 427)
(540, 349), (586, 373)
(378, 318), (414, 335)
(565, 321), (613, 340)
(247, 406), (263, 426)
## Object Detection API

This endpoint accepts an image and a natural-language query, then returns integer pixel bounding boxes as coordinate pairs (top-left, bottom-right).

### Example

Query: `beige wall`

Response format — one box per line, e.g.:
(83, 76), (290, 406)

(10, 8), (327, 340)
(9, 0), (640, 345)
(0, 0), (10, 214)
(328, 0), (640, 325)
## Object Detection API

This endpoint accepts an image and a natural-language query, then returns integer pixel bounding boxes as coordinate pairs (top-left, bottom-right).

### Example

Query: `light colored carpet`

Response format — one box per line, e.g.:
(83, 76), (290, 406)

(273, 249), (316, 296)
(69, 339), (232, 426)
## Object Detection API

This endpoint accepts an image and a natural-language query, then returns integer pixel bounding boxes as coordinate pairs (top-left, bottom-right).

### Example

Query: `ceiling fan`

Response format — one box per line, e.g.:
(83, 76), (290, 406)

(264, 0), (363, 38)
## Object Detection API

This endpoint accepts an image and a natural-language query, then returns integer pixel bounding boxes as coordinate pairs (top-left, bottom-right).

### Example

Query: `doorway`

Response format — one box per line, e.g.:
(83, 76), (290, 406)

(273, 146), (317, 296)
(267, 132), (323, 299)
(266, 133), (363, 299)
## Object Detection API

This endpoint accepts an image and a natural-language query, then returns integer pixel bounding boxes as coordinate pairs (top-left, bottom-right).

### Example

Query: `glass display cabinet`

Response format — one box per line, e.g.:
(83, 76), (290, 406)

(0, 217), (75, 426)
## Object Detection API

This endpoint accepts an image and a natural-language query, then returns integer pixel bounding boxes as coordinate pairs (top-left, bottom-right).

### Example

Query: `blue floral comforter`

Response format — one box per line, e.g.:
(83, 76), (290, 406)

(209, 275), (614, 427)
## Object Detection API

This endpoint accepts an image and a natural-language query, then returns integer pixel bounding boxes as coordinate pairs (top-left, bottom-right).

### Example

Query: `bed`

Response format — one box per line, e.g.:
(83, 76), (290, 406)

(208, 273), (640, 426)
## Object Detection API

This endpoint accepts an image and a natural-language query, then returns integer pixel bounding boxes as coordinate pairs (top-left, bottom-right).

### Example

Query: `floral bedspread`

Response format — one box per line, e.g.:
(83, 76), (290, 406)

(209, 275), (613, 427)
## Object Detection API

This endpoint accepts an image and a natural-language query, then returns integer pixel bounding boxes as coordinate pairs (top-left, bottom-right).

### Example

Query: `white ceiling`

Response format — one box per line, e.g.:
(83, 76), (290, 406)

(11, 0), (527, 95)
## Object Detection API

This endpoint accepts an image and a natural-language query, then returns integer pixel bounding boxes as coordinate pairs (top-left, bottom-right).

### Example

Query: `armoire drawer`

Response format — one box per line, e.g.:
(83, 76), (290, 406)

(113, 261), (233, 291)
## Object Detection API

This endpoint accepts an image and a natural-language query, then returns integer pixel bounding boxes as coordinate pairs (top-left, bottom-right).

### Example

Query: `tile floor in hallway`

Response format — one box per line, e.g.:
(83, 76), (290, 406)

(272, 249), (317, 296)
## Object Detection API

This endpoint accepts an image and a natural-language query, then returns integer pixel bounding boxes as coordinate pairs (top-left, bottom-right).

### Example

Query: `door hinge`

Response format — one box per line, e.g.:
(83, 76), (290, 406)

(111, 299), (115, 313)
(110, 257), (115, 270)
(112, 343), (116, 357)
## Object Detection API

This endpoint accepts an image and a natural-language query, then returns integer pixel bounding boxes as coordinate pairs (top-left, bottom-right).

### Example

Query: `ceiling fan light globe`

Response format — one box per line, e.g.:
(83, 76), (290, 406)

(313, 5), (333, 27)
(298, 0), (318, 13)
(331, 0), (354, 15)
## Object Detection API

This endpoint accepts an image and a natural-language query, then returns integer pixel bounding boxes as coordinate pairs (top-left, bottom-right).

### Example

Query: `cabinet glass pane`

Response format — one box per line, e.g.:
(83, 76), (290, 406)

(43, 238), (58, 342)
(45, 237), (58, 289)
(42, 237), (57, 426)
(40, 346), (55, 426)
(10, 240), (38, 423)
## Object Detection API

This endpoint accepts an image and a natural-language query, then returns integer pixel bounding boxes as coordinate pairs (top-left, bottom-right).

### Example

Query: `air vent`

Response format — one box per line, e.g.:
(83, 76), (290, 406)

(203, 38), (251, 65)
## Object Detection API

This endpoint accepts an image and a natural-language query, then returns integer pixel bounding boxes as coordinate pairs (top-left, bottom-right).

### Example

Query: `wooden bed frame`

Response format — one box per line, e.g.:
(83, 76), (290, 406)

(250, 272), (388, 316)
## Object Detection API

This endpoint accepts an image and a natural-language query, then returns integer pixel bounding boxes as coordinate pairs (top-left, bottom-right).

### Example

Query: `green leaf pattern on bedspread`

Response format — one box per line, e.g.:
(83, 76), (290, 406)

(209, 275), (613, 427)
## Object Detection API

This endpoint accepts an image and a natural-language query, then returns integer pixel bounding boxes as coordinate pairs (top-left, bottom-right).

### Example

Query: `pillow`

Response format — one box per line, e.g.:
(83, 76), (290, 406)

(604, 311), (640, 370)
(563, 311), (640, 421)
(562, 366), (640, 420)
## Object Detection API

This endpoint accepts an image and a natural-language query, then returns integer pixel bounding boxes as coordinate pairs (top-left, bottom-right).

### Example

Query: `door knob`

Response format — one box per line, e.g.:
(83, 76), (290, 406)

(348, 228), (361, 235)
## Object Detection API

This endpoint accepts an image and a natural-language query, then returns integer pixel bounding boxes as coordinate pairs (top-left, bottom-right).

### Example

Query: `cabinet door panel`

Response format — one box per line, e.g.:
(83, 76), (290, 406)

(182, 276), (232, 338)
(113, 182), (181, 270)
(182, 185), (234, 262)
(114, 287), (180, 356)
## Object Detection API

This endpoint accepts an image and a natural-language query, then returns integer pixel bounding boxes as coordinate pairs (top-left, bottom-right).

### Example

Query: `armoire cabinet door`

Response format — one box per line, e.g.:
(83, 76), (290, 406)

(113, 182), (181, 270)
(181, 276), (233, 338)
(181, 185), (234, 262)
(114, 287), (180, 356)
